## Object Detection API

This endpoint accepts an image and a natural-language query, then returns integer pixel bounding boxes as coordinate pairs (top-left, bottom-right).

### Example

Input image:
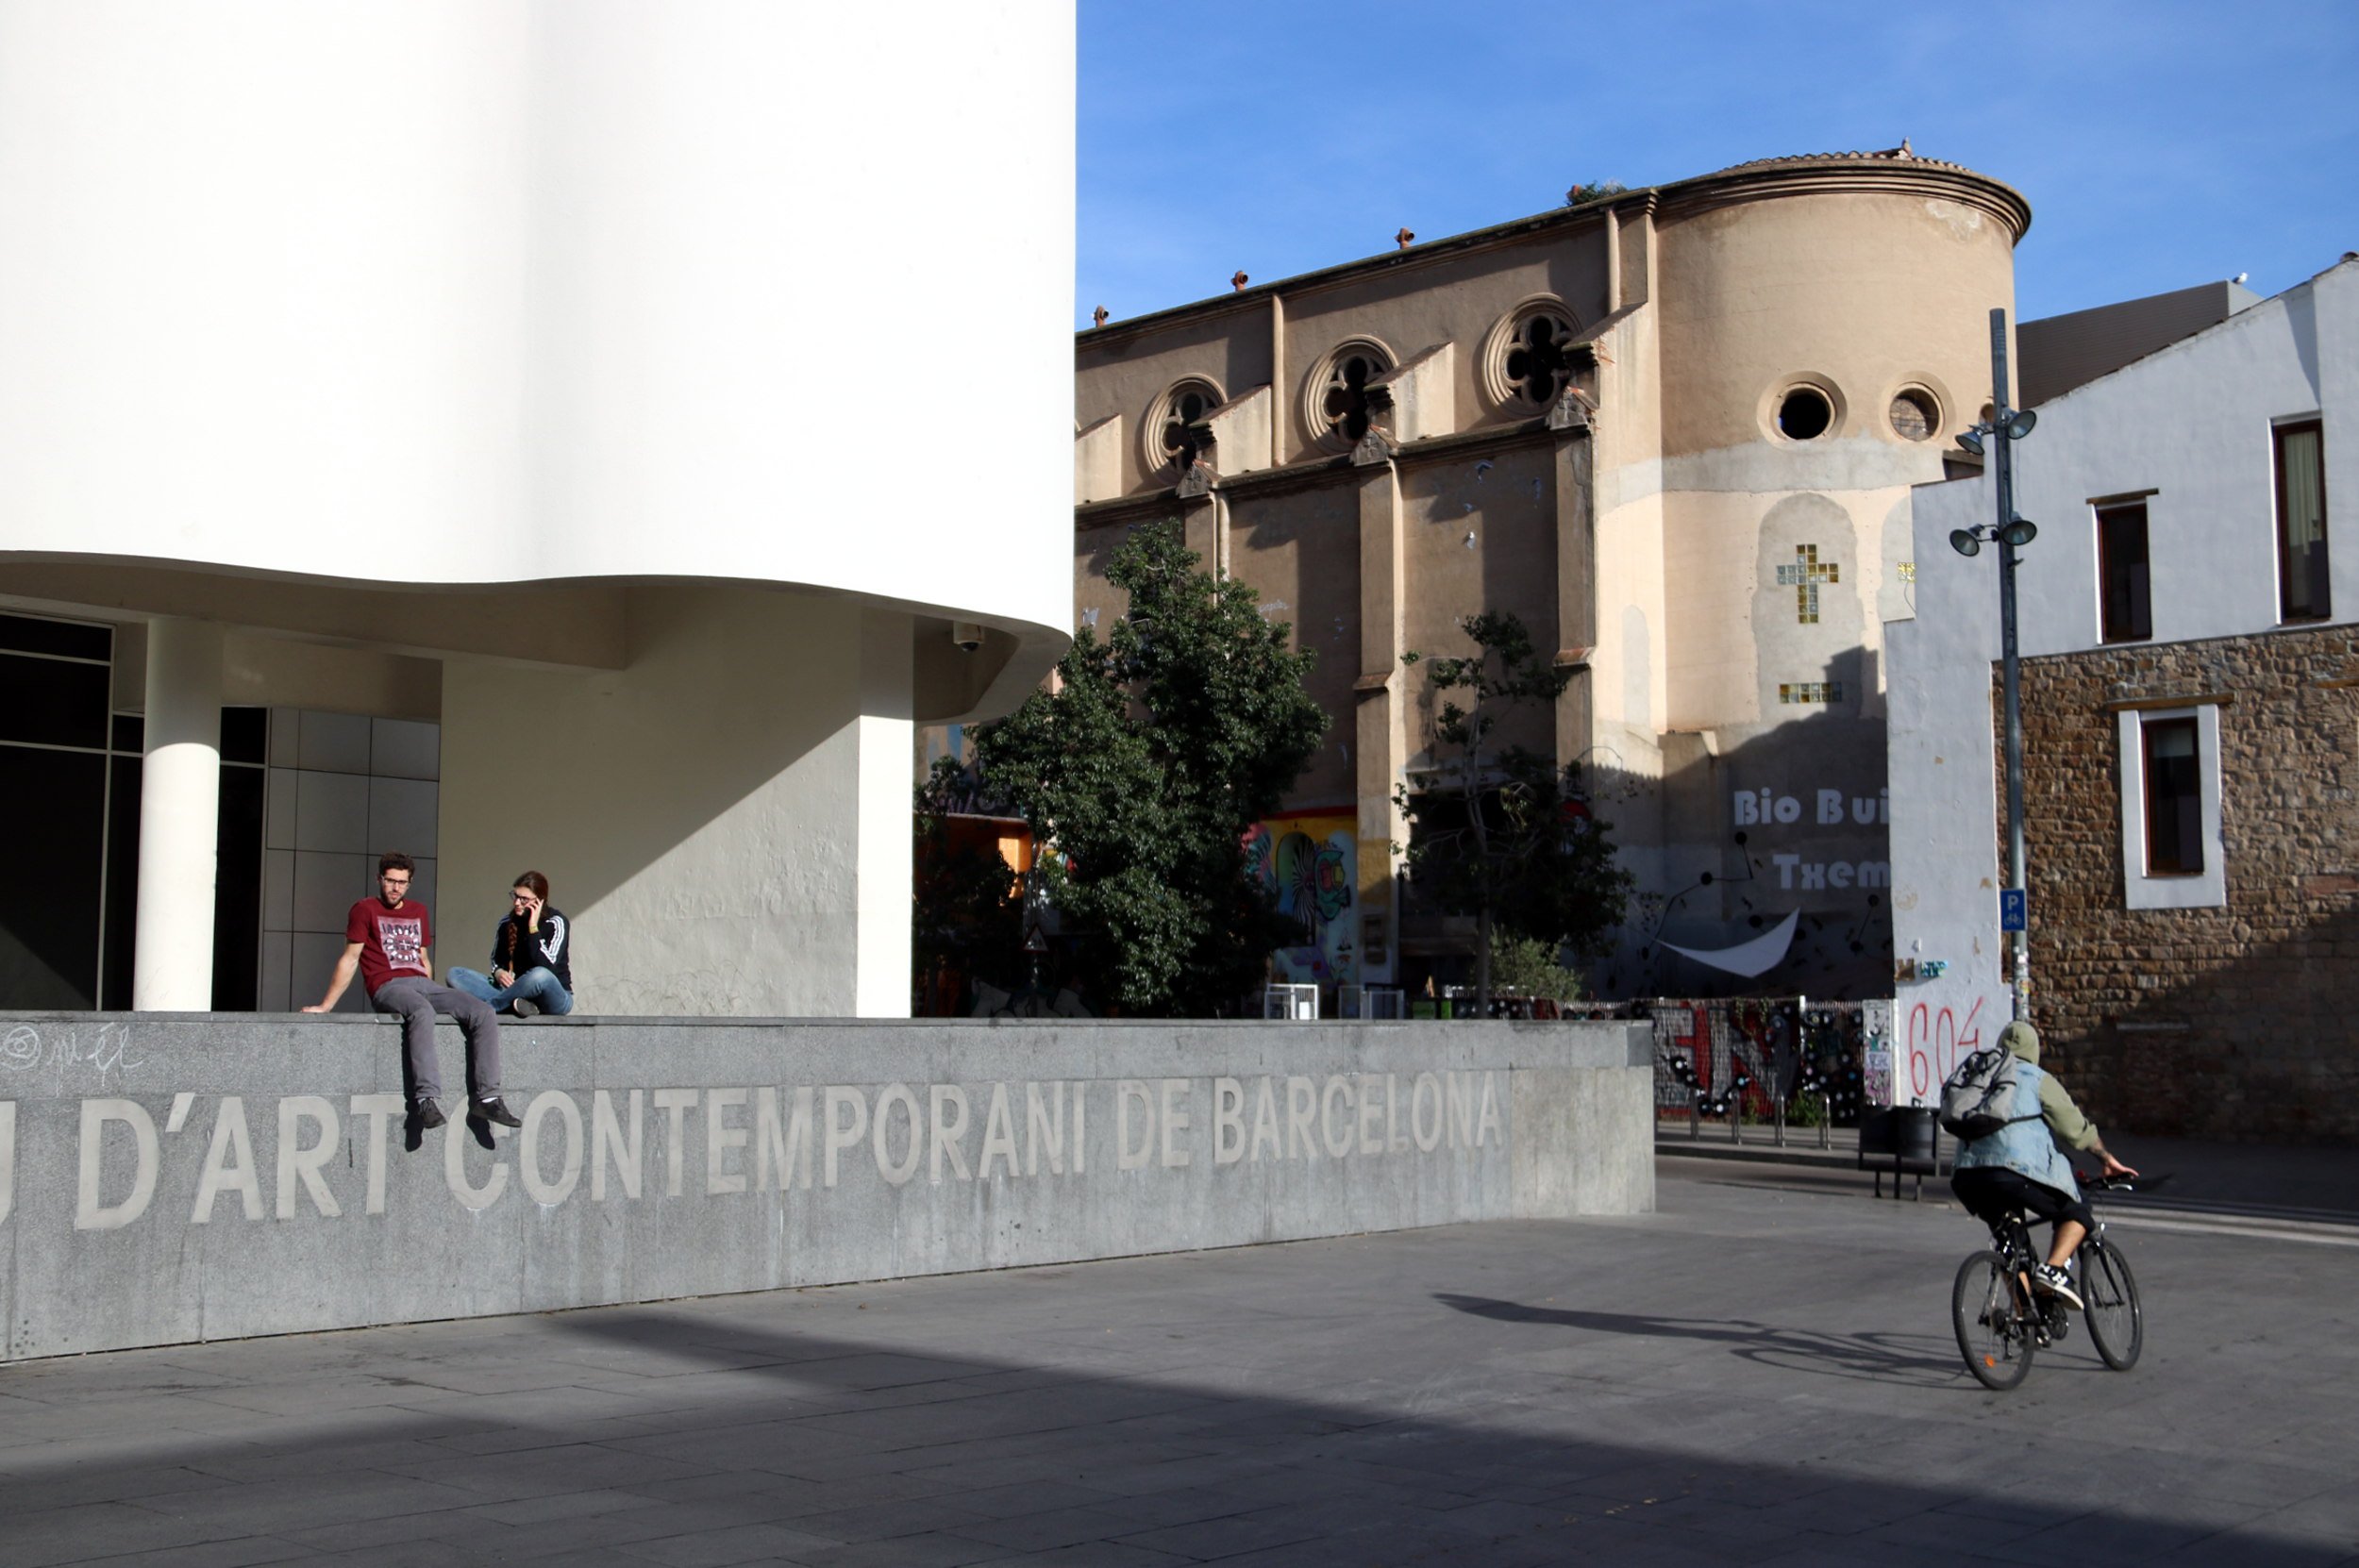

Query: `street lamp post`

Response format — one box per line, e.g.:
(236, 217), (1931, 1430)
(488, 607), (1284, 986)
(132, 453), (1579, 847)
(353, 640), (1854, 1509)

(1949, 308), (2039, 1023)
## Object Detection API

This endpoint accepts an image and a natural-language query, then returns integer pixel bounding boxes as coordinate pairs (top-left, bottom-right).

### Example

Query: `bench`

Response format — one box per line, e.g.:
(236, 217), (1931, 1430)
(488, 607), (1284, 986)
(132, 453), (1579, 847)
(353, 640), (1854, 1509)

(1858, 1107), (1943, 1200)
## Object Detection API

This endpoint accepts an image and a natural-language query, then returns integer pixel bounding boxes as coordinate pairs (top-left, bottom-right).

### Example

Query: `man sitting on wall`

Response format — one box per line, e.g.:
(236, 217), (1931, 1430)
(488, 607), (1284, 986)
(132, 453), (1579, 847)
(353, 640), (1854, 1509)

(304, 851), (523, 1132)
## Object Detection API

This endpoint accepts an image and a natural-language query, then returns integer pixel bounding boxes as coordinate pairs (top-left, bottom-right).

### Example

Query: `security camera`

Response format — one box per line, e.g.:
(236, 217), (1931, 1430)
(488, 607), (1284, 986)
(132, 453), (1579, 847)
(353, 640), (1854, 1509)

(951, 621), (986, 653)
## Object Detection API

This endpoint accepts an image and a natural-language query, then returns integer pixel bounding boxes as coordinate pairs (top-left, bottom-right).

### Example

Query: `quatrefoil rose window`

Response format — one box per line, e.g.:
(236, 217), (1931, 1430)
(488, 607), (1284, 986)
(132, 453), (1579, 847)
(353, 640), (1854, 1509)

(1144, 377), (1226, 480)
(1304, 340), (1396, 453)
(1480, 298), (1583, 410)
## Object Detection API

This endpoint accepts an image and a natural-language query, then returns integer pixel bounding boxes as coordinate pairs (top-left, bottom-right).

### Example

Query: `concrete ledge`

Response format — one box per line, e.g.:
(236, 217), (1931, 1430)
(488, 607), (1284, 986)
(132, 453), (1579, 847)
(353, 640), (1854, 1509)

(0, 1014), (1652, 1360)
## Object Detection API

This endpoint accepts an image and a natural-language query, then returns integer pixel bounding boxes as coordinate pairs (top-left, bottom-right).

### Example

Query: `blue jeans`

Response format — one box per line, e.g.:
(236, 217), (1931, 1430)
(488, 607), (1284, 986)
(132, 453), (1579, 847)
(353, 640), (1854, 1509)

(448, 965), (574, 1016)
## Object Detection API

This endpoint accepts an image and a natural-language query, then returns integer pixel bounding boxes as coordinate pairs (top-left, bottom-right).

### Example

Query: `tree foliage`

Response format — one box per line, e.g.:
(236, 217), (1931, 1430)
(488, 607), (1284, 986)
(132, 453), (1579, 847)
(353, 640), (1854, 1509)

(1488, 929), (1587, 1002)
(1396, 610), (1632, 1009)
(968, 522), (1327, 1014)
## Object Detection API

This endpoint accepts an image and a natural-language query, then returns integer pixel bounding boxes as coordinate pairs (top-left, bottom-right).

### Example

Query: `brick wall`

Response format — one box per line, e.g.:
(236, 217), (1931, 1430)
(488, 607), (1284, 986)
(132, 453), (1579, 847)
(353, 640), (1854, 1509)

(2002, 625), (2359, 1145)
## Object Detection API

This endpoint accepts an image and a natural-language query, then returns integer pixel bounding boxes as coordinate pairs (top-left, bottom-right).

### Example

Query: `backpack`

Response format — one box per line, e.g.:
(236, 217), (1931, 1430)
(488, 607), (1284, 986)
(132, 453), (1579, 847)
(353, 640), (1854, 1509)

(1938, 1046), (2045, 1141)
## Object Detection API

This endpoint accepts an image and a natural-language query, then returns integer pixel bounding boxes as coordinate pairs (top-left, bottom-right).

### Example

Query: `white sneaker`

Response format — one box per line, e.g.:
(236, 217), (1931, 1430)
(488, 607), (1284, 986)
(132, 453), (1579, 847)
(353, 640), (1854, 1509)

(511, 998), (539, 1017)
(2032, 1262), (2083, 1310)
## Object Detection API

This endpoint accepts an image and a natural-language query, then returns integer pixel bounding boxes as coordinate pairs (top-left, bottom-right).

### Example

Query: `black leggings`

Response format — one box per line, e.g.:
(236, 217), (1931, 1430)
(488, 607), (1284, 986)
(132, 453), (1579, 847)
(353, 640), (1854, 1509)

(1952, 1166), (2094, 1234)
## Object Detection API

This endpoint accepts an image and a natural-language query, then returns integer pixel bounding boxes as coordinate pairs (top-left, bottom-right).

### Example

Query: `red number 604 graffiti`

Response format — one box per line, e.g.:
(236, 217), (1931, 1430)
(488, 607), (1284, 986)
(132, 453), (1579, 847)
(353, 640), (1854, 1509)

(1906, 997), (1982, 1100)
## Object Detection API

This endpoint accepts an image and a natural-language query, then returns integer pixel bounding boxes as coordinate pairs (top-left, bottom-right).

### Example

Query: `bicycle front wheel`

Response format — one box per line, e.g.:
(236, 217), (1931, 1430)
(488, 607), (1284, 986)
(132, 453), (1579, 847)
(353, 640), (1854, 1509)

(1953, 1251), (2033, 1391)
(2083, 1240), (2143, 1371)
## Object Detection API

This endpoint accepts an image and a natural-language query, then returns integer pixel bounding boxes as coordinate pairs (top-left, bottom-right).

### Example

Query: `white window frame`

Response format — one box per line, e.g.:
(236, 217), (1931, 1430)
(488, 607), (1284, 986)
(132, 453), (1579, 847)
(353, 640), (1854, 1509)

(2117, 702), (2225, 909)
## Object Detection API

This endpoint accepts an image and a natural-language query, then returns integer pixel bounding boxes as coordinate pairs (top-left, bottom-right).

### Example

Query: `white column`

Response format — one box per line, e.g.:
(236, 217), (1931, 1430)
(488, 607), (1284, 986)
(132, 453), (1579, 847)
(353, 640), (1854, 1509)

(131, 618), (225, 1010)
(853, 609), (914, 1017)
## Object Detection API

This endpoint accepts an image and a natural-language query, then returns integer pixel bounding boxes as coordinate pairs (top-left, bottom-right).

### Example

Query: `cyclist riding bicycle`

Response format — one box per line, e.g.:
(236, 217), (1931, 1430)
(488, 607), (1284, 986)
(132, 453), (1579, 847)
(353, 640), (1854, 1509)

(1949, 1021), (2136, 1309)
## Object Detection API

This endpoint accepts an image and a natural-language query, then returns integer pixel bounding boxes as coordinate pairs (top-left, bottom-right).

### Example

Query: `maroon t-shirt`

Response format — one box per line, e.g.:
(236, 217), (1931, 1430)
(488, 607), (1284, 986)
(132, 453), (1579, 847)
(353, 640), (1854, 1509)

(345, 898), (432, 996)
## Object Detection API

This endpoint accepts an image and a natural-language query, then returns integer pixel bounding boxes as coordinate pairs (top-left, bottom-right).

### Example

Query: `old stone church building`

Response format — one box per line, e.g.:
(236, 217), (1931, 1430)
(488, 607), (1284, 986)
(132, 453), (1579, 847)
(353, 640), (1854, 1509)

(1071, 148), (2027, 1000)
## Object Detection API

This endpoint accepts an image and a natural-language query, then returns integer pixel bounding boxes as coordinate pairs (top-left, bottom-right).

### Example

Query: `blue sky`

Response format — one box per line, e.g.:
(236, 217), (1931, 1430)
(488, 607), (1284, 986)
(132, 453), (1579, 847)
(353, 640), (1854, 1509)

(1079, 0), (2359, 330)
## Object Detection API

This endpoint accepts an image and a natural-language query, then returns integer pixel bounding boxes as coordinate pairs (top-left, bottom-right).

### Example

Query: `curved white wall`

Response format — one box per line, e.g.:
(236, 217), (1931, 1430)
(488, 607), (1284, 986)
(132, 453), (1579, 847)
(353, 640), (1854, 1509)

(0, 0), (1072, 646)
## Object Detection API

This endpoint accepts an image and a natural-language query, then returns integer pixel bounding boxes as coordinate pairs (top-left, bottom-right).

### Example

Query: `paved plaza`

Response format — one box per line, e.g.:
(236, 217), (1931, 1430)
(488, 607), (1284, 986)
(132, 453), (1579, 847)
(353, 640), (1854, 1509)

(4, 1152), (2356, 1566)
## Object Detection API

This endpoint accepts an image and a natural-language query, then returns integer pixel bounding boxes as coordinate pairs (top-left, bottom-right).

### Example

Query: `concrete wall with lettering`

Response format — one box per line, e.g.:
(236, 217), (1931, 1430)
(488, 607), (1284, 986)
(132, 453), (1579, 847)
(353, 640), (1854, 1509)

(0, 1014), (1651, 1361)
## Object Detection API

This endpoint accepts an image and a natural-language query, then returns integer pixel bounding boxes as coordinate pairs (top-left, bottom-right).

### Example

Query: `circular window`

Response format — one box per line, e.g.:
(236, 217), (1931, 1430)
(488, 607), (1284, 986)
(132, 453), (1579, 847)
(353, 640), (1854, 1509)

(1142, 377), (1226, 480)
(1777, 386), (1834, 441)
(1480, 296), (1582, 409)
(1302, 338), (1395, 452)
(1890, 388), (1939, 442)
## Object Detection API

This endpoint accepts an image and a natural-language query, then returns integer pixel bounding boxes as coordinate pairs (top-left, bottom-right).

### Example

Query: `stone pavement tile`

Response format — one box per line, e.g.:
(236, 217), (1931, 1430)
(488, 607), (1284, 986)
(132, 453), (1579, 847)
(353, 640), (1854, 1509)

(458, 1486), (669, 1526)
(795, 1533), (1009, 1568)
(619, 1469), (821, 1507)
(2158, 1526), (2355, 1567)
(1065, 1450), (1293, 1499)
(1853, 1503), (2047, 1556)
(1739, 1484), (1964, 1539)
(1072, 1483), (1267, 1531)
(613, 1519), (840, 1567)
(785, 1497), (994, 1543)
(778, 1352), (988, 1391)
(386, 1443), (716, 1501)
(2007, 1506), (2272, 1565)
(937, 1480), (1126, 1521)
(428, 1497), (815, 1563)
(136, 1472), (488, 1536)
(0, 1499), (259, 1568)
(1111, 1508), (1326, 1560)
(1755, 1537), (1986, 1568)
(0, 1461), (244, 1514)
(329, 1543), (655, 1568)
(276, 1508), (490, 1553)
(907, 1444), (1196, 1494)
(871, 1428), (1117, 1476)
(46, 1536), (316, 1568)
(760, 1470), (974, 1515)
(2233, 1491), (2359, 1554)
(599, 1417), (837, 1472)
(1428, 1493), (1606, 1538)
(181, 1438), (462, 1483)
(420, 1421), (644, 1459)
(941, 1502), (1143, 1554)
(970, 1544), (1193, 1568)
(1932, 1493), (2084, 1527)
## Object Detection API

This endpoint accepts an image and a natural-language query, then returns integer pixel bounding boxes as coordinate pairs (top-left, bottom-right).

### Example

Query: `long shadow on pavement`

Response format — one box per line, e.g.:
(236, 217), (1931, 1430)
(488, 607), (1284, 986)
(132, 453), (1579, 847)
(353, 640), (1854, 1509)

(2, 1291), (2344, 1567)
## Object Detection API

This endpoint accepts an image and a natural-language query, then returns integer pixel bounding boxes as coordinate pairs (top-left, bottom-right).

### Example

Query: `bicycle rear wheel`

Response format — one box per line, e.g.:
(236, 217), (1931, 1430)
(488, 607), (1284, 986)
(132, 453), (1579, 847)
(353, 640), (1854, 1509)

(2083, 1240), (2143, 1371)
(1953, 1251), (2033, 1390)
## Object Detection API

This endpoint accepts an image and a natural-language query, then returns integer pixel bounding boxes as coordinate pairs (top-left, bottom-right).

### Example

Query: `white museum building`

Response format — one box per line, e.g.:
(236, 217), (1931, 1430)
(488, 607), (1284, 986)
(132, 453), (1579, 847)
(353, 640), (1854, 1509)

(0, 3), (1073, 1018)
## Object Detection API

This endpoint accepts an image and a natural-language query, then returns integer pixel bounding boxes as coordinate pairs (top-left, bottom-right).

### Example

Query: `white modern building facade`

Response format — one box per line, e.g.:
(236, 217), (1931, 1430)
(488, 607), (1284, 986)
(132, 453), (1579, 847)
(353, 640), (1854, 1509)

(1888, 259), (2357, 1141)
(0, 3), (1074, 1017)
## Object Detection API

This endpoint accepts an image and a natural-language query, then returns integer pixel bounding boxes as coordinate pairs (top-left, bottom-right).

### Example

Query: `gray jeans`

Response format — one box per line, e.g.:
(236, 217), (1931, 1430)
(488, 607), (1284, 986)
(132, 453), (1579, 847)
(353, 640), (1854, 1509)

(371, 976), (501, 1105)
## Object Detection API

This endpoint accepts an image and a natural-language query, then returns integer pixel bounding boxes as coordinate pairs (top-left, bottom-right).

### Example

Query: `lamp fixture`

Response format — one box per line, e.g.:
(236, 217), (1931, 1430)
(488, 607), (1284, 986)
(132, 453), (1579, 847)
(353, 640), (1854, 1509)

(1949, 528), (1983, 558)
(1955, 428), (1986, 457)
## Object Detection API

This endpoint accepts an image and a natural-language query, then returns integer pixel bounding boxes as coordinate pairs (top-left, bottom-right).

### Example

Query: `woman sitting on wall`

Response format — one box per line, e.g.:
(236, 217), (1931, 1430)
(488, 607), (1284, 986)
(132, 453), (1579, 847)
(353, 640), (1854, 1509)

(448, 871), (574, 1017)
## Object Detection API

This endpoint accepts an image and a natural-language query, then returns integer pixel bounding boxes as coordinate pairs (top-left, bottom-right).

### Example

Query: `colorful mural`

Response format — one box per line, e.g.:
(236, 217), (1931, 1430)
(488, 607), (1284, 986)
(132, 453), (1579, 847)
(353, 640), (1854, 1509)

(1244, 813), (1359, 988)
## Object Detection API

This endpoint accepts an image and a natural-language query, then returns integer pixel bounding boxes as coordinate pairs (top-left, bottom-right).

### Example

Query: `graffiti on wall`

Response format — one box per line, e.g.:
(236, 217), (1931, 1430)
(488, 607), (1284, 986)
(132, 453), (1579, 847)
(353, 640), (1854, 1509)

(1245, 814), (1358, 987)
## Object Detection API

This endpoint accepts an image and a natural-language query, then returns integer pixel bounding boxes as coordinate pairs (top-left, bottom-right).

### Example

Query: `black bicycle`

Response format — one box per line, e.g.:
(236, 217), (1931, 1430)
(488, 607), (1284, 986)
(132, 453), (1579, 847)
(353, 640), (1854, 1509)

(1951, 1174), (2143, 1391)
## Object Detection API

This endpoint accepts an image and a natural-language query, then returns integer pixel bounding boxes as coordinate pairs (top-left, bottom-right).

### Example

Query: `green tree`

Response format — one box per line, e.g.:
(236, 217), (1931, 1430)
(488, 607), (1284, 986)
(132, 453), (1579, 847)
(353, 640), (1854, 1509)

(1396, 610), (1632, 1013)
(1488, 929), (1586, 1002)
(969, 522), (1327, 1014)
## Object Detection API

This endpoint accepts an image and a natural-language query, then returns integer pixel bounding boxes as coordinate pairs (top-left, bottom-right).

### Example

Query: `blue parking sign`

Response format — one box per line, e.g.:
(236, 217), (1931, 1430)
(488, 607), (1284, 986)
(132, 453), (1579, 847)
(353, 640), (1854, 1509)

(1999, 889), (2026, 932)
